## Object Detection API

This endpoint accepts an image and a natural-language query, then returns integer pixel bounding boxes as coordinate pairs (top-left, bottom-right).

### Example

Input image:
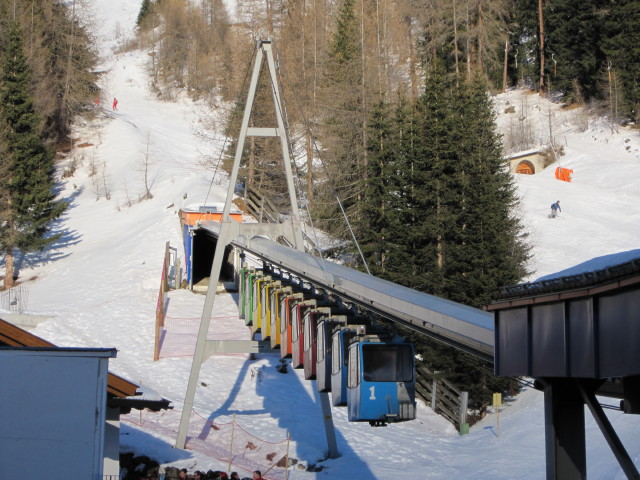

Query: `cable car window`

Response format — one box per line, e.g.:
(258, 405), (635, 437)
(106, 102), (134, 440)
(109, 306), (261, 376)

(271, 295), (277, 322)
(260, 285), (267, 315)
(343, 332), (355, 367)
(348, 346), (360, 388)
(280, 300), (287, 327)
(303, 314), (312, 351)
(292, 309), (299, 341)
(362, 344), (413, 382)
(331, 334), (340, 375)
(317, 323), (324, 361)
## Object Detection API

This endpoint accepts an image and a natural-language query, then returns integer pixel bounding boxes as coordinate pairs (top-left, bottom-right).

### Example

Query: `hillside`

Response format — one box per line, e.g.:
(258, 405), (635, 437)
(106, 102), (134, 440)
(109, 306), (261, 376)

(2, 0), (640, 479)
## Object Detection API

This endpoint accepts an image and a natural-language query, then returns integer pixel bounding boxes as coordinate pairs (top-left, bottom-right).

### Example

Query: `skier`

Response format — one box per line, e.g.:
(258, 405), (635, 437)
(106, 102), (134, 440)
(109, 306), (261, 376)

(112, 97), (118, 110)
(550, 200), (561, 218)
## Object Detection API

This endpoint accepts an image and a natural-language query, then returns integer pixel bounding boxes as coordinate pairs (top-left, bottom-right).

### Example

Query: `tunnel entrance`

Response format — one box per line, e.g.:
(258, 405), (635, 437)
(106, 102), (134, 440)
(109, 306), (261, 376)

(190, 229), (235, 292)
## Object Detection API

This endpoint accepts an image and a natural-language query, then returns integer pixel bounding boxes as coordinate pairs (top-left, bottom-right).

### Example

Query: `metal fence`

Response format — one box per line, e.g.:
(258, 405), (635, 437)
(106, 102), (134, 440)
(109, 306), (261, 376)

(0, 285), (28, 313)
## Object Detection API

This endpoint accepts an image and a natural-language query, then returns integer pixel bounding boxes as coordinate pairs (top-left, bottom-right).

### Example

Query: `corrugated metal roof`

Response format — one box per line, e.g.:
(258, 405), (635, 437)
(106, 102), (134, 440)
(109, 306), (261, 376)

(491, 257), (640, 304)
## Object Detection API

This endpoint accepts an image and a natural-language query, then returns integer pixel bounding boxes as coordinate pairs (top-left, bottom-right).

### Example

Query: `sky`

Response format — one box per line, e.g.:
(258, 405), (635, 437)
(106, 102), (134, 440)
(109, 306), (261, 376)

(3, 0), (640, 478)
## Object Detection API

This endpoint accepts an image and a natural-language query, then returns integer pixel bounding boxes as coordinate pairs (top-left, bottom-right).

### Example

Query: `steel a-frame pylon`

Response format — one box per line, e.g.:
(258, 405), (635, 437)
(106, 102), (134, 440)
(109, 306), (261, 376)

(175, 38), (338, 459)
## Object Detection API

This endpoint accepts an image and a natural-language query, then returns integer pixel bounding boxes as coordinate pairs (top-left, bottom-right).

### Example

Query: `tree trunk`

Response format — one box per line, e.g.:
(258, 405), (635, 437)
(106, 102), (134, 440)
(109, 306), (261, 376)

(248, 134), (255, 189)
(538, 0), (545, 92)
(266, 0), (274, 34)
(453, 1), (460, 76)
(61, 0), (77, 132)
(360, 0), (368, 194)
(408, 32), (418, 98)
(477, 3), (484, 75)
(503, 39), (509, 92)
(466, 5), (472, 81)
(4, 250), (15, 289)
(306, 132), (314, 201)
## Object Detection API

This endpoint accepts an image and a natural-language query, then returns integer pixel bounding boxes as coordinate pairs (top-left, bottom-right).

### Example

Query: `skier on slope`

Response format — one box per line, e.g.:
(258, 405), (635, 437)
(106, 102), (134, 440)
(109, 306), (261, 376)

(550, 200), (561, 218)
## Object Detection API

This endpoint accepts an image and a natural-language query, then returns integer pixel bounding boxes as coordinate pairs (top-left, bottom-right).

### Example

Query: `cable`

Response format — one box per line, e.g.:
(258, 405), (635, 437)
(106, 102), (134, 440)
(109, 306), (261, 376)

(271, 42), (372, 275)
(270, 46), (328, 262)
(203, 47), (258, 207)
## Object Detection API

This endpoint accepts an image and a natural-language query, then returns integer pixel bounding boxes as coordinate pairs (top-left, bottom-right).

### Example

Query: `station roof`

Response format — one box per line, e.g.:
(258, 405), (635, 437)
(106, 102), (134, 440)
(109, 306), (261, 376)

(0, 317), (171, 412)
(488, 257), (640, 310)
(488, 256), (640, 382)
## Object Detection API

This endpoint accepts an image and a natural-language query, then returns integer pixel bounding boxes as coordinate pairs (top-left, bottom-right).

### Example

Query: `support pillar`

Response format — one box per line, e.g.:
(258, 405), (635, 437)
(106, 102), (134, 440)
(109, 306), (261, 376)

(578, 381), (640, 480)
(175, 39), (338, 456)
(320, 392), (339, 459)
(543, 378), (586, 480)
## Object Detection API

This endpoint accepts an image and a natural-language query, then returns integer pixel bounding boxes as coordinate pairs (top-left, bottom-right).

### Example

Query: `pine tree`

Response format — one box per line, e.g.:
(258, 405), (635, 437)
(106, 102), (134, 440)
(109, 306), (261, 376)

(360, 98), (401, 276)
(313, 0), (365, 237)
(360, 99), (389, 272)
(544, 0), (604, 100)
(394, 67), (530, 306)
(411, 74), (528, 408)
(445, 75), (530, 308)
(509, 0), (539, 87)
(0, 24), (67, 289)
(382, 95), (423, 285)
(407, 63), (459, 295)
(363, 66), (529, 409)
(19, 0), (99, 142)
(137, 0), (153, 26)
(600, 0), (640, 121)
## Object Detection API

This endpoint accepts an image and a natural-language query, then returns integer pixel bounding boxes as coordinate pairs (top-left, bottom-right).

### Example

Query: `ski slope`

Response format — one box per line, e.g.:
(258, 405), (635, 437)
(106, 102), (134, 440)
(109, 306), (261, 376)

(4, 0), (640, 478)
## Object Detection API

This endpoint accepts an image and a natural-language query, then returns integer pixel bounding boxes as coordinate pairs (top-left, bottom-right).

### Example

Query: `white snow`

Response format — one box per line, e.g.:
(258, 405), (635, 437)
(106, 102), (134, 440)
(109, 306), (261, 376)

(3, 1), (640, 478)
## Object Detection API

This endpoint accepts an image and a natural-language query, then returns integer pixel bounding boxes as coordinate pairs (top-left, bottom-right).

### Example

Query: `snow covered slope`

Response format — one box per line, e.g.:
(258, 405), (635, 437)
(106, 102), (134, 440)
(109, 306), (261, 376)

(3, 0), (640, 478)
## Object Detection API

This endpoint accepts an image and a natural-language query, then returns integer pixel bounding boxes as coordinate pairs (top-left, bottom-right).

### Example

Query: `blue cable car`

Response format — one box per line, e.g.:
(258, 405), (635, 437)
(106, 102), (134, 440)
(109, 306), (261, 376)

(316, 315), (348, 393)
(330, 325), (359, 406)
(347, 334), (416, 425)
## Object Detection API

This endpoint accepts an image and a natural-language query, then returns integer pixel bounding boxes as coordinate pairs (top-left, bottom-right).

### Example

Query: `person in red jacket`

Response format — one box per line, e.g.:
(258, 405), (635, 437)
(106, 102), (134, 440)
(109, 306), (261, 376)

(112, 97), (118, 110)
(252, 471), (264, 480)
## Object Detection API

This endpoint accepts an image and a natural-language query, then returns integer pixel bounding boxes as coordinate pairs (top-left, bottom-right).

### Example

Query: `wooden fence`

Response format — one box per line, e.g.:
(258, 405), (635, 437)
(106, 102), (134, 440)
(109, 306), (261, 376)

(243, 186), (282, 223)
(154, 242), (177, 361)
(416, 365), (469, 433)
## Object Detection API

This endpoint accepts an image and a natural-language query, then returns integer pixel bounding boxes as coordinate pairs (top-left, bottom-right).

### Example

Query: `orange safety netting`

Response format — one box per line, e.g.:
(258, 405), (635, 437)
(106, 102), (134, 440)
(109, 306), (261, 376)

(555, 167), (573, 182)
(122, 409), (290, 480)
(158, 315), (252, 359)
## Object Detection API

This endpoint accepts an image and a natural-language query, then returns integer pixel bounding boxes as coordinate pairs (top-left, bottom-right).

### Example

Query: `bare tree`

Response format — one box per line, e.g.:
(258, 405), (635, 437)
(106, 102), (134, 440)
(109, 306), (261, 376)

(139, 132), (156, 200)
(538, 0), (545, 91)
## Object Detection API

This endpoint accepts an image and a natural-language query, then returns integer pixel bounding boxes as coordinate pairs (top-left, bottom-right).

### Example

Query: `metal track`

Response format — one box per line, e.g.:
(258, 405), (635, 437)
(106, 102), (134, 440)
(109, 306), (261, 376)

(201, 222), (495, 362)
